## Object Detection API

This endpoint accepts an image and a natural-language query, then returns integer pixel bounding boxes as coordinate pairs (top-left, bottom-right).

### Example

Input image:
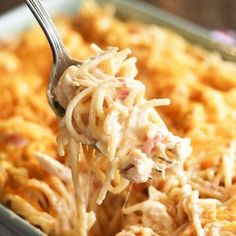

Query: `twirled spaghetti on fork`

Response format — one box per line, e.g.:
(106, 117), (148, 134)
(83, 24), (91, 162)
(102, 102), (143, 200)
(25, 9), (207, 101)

(55, 44), (192, 234)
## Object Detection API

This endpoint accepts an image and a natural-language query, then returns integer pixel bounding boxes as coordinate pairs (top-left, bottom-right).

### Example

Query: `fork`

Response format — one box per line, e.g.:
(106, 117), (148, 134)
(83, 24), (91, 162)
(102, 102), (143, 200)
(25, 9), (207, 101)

(24, 0), (80, 117)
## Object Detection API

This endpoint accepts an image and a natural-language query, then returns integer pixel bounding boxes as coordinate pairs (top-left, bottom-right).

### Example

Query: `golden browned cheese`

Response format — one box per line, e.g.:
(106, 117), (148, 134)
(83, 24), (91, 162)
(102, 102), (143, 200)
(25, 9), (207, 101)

(0, 18), (92, 236)
(0, 2), (236, 236)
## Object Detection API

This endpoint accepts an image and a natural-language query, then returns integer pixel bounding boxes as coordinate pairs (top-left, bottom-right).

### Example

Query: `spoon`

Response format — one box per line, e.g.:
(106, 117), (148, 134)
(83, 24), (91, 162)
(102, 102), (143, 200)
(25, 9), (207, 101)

(24, 0), (80, 117)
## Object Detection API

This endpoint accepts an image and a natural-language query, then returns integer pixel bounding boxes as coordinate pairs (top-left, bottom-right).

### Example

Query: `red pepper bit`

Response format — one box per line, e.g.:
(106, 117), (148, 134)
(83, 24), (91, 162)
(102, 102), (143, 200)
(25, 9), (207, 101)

(3, 134), (27, 147)
(119, 88), (130, 101)
(141, 132), (164, 154)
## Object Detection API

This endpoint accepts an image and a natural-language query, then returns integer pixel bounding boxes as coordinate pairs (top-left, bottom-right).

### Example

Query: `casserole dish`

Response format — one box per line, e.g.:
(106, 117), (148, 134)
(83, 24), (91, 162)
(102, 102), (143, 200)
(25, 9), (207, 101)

(0, 0), (235, 235)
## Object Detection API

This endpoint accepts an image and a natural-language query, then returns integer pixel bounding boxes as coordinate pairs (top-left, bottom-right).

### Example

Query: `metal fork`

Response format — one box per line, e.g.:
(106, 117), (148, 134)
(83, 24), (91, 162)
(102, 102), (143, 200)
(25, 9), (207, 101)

(24, 0), (80, 117)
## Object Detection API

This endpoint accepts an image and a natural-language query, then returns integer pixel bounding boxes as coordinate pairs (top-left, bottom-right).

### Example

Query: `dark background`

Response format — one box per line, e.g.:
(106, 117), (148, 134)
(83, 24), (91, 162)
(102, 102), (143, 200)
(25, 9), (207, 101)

(0, 0), (236, 29)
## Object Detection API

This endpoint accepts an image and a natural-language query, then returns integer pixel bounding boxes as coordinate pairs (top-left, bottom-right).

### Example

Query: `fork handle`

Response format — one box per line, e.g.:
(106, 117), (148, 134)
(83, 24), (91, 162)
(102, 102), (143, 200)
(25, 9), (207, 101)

(24, 0), (70, 64)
